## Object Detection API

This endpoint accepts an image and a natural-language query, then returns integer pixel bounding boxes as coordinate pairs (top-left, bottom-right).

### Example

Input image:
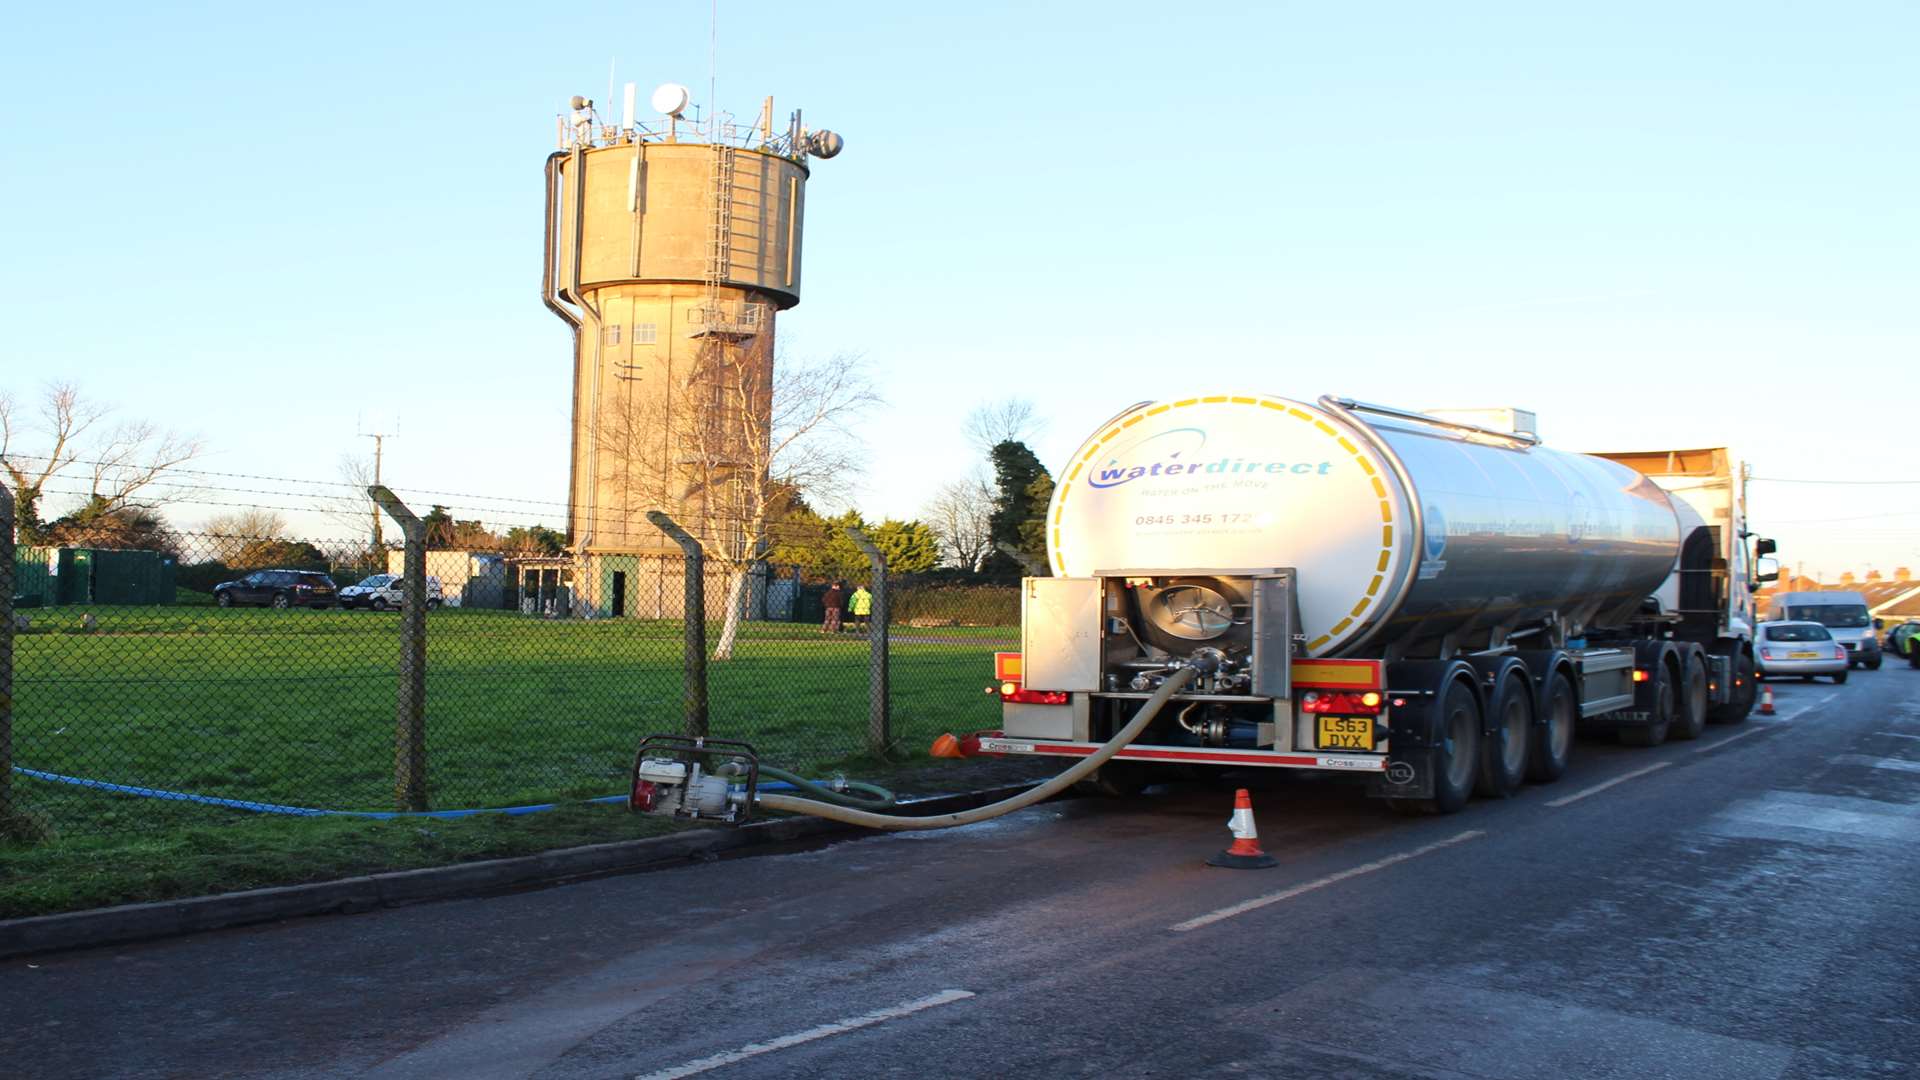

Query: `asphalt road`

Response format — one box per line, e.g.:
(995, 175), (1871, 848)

(6, 667), (1919, 1079)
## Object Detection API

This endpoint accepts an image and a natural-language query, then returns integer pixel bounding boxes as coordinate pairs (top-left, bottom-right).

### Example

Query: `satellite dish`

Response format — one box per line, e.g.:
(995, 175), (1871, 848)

(651, 83), (691, 117)
(806, 130), (844, 159)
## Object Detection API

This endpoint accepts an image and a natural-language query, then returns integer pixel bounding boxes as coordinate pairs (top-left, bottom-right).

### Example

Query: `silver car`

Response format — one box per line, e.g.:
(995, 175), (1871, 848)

(1756, 621), (1849, 683)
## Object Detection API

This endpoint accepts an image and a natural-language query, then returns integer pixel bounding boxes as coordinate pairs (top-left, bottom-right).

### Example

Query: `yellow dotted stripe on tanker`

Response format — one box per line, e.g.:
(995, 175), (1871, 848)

(1050, 395), (1396, 654)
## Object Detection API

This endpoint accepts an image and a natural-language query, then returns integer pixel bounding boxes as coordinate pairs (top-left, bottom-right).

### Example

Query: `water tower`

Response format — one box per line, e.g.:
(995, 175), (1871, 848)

(542, 83), (842, 616)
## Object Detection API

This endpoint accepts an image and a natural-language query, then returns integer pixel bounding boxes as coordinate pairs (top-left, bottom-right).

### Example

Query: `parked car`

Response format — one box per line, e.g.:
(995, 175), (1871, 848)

(1885, 620), (1920, 660)
(1755, 621), (1849, 683)
(1765, 590), (1881, 669)
(338, 573), (443, 611)
(213, 569), (337, 609)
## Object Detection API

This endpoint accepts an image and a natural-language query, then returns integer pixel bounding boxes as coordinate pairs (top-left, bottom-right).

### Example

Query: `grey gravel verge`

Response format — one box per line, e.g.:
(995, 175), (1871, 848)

(0, 782), (1044, 960)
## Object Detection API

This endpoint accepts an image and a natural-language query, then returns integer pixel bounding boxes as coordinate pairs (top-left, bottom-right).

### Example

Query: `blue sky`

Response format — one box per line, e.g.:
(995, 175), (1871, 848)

(3, 1), (1915, 577)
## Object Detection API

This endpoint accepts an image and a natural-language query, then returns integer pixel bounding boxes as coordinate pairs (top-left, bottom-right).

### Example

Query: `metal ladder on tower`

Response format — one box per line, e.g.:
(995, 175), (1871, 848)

(702, 141), (737, 326)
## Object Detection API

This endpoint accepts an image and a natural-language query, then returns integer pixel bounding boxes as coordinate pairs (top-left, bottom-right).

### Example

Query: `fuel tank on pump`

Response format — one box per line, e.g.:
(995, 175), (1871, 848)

(1044, 393), (1680, 657)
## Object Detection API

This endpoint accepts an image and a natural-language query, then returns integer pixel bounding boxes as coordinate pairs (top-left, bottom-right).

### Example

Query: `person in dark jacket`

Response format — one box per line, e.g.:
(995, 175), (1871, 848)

(821, 580), (846, 634)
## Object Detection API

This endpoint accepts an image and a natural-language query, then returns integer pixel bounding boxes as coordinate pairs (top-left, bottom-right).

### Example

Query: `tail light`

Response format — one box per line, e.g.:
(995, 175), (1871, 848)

(1300, 690), (1383, 715)
(1632, 669), (1650, 683)
(999, 686), (1069, 705)
(1834, 647), (1846, 661)
(1760, 649), (1776, 660)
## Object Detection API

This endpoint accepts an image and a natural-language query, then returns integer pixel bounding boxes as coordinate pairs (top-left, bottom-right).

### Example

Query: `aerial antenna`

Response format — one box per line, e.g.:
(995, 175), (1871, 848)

(607, 57), (617, 137)
(709, 0), (718, 138)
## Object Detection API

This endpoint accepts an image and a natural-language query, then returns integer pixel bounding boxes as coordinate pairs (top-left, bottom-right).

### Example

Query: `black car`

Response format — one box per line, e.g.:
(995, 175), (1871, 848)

(213, 569), (338, 609)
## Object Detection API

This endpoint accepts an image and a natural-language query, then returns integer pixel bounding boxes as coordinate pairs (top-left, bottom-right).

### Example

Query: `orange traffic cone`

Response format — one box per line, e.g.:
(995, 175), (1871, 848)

(1207, 788), (1277, 869)
(1759, 684), (1775, 716)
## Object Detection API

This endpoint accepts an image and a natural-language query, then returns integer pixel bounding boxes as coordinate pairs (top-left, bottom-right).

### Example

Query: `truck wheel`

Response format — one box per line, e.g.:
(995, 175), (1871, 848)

(1708, 649), (1755, 724)
(1427, 680), (1482, 813)
(1527, 672), (1576, 783)
(1619, 663), (1673, 747)
(1670, 655), (1708, 741)
(1475, 671), (1531, 798)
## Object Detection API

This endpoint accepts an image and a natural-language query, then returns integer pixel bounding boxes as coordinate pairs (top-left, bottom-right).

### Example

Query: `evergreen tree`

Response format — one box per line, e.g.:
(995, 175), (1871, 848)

(985, 439), (1053, 576)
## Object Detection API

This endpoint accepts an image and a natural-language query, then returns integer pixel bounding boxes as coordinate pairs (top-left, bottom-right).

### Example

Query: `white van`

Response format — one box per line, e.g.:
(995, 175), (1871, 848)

(339, 573), (444, 611)
(1765, 590), (1881, 669)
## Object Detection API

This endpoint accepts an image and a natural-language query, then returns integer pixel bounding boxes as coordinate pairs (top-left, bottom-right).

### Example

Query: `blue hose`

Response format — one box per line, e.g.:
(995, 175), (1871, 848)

(9, 765), (812, 820)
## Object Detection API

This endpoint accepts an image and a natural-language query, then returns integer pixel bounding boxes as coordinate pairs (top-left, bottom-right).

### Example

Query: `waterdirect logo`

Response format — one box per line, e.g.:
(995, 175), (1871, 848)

(1089, 427), (1334, 489)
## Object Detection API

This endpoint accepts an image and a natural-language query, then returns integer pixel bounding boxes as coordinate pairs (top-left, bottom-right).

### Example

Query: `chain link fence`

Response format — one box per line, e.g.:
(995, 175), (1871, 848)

(1, 490), (1020, 840)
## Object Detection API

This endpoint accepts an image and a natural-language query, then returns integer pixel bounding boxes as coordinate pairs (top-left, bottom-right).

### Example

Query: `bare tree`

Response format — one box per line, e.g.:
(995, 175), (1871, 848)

(314, 452), (382, 543)
(963, 397), (1045, 456)
(922, 470), (996, 571)
(597, 340), (880, 658)
(201, 509), (290, 562)
(1, 382), (203, 542)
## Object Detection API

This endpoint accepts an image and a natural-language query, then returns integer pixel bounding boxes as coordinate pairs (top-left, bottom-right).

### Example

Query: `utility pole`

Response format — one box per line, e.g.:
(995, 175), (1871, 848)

(360, 420), (397, 550)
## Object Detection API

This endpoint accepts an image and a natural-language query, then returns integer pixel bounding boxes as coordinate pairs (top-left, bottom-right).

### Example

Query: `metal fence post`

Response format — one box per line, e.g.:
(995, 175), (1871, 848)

(1, 482), (13, 822)
(369, 486), (428, 812)
(846, 526), (890, 757)
(646, 511), (708, 739)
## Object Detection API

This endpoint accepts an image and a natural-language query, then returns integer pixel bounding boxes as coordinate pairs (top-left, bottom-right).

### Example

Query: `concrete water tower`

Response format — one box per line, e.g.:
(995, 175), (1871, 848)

(542, 83), (842, 615)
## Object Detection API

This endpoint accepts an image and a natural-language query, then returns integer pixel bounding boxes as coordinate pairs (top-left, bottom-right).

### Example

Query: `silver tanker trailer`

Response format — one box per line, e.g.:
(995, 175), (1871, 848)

(977, 392), (1775, 813)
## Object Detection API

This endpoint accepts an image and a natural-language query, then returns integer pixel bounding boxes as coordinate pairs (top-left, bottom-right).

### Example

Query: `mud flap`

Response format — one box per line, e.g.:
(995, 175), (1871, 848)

(1368, 749), (1436, 800)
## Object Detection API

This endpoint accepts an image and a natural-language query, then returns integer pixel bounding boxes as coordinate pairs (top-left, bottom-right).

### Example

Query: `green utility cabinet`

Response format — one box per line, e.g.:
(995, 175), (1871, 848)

(51, 547), (177, 605)
(12, 547), (56, 608)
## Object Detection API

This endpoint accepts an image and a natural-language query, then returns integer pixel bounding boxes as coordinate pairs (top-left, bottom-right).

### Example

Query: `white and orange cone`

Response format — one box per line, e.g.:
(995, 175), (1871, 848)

(1759, 684), (1775, 715)
(1207, 788), (1277, 869)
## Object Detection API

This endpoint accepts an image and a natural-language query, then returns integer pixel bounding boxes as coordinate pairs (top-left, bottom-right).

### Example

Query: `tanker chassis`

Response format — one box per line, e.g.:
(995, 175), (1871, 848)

(972, 393), (1774, 814)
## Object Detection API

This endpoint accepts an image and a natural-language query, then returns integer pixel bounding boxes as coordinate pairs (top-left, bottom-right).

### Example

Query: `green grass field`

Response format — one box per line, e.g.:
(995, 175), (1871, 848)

(0, 604), (1019, 916)
(8, 605), (1013, 825)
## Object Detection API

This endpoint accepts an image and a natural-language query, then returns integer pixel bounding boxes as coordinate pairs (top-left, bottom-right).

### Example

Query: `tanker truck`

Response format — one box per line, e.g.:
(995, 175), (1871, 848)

(974, 393), (1775, 814)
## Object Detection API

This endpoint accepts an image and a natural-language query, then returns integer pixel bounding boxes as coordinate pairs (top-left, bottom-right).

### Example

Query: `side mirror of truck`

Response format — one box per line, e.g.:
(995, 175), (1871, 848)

(1754, 537), (1777, 558)
(1754, 555), (1780, 584)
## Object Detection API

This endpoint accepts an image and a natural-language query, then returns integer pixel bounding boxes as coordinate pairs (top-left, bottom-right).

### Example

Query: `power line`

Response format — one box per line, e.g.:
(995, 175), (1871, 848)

(1751, 475), (1920, 486)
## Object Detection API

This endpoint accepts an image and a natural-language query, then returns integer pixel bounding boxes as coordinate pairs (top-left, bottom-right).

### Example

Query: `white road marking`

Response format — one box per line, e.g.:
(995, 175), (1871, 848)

(1170, 830), (1484, 933)
(1545, 761), (1673, 807)
(1878, 732), (1920, 741)
(633, 989), (975, 1080)
(1693, 726), (1770, 754)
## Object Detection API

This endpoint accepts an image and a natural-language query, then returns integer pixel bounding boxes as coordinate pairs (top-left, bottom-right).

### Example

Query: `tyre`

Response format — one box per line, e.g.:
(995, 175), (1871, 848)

(427, 598), (442, 610)
(371, 597), (389, 612)
(1833, 669), (1849, 684)
(216, 591), (233, 608)
(1527, 672), (1576, 783)
(1422, 680), (1482, 814)
(1709, 650), (1756, 724)
(1619, 661), (1673, 747)
(1476, 671), (1531, 798)
(1670, 654), (1709, 741)
(270, 592), (291, 610)
(1867, 658), (1882, 671)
